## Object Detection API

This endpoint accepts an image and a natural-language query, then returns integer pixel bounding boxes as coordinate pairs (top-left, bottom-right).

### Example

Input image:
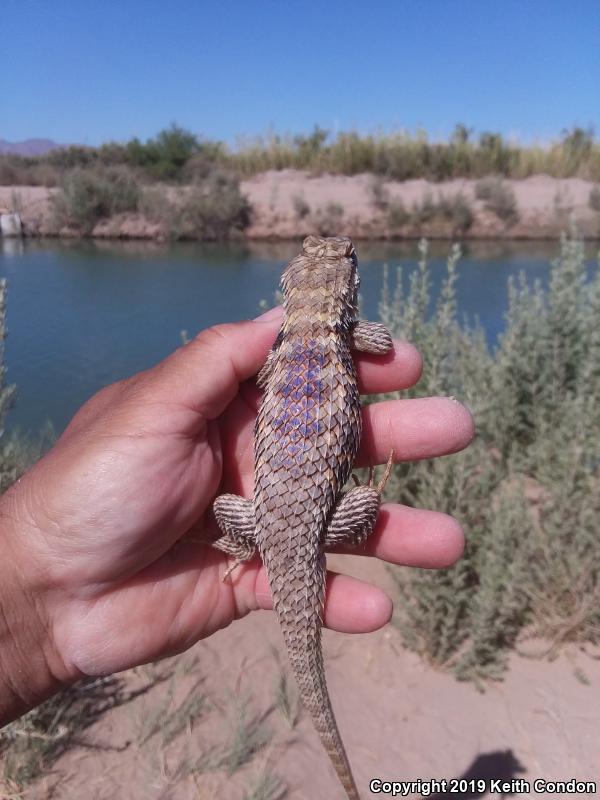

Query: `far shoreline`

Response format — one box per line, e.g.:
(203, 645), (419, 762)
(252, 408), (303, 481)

(1, 171), (599, 242)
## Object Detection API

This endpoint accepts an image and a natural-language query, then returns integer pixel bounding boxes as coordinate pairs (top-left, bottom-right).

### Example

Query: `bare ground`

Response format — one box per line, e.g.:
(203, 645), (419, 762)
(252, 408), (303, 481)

(1, 172), (599, 240)
(13, 555), (599, 800)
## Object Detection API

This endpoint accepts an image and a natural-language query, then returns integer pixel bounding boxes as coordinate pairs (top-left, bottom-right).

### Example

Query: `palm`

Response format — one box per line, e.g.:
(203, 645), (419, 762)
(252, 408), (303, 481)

(10, 315), (472, 681)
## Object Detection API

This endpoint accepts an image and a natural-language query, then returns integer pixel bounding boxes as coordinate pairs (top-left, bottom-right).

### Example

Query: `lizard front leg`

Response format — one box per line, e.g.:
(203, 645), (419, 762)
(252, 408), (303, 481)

(213, 494), (256, 579)
(256, 328), (283, 387)
(352, 320), (393, 354)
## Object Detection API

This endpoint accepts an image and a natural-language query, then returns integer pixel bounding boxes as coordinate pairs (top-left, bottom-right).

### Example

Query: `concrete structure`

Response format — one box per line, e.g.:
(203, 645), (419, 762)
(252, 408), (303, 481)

(0, 213), (23, 237)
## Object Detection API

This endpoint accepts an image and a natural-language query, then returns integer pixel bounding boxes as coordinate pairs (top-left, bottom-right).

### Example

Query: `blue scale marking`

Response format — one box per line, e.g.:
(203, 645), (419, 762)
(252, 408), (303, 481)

(272, 343), (325, 468)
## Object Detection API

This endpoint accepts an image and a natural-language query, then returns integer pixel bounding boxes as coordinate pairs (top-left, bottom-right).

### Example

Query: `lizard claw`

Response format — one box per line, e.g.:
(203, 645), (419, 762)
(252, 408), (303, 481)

(367, 464), (375, 488)
(222, 560), (242, 583)
(377, 450), (395, 494)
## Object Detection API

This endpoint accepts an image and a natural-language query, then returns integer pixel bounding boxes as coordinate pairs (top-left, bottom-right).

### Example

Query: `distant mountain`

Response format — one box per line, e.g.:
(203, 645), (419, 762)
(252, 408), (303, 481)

(0, 138), (66, 156)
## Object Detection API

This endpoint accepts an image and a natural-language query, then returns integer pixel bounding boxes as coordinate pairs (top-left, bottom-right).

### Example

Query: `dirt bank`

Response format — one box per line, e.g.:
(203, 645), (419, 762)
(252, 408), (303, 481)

(1, 172), (599, 240)
(20, 556), (600, 799)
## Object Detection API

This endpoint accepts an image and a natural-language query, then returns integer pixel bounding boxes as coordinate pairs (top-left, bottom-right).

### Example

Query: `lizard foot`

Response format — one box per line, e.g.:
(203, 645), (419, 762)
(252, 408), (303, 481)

(212, 493), (257, 581)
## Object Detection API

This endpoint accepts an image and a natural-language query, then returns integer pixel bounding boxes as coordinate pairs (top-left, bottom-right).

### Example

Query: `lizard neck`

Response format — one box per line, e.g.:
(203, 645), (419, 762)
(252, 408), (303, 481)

(282, 264), (359, 337)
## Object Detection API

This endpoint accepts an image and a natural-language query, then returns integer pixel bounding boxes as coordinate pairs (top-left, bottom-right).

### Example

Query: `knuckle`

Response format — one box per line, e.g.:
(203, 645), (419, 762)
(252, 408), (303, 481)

(193, 322), (238, 352)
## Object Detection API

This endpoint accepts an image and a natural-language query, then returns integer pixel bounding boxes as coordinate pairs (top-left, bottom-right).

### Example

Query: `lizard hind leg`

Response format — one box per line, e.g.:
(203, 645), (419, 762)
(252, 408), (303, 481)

(326, 452), (395, 549)
(212, 494), (257, 581)
(324, 485), (381, 548)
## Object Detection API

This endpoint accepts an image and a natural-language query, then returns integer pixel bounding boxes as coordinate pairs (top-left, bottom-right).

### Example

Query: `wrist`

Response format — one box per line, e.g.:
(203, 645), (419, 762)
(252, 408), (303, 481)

(0, 492), (74, 726)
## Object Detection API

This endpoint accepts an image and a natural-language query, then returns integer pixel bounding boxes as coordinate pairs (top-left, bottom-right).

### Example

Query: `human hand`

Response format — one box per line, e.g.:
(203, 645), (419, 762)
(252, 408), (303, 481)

(0, 307), (473, 721)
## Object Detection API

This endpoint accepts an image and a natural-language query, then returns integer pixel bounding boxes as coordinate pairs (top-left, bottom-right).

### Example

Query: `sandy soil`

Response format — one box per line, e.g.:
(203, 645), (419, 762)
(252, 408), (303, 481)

(242, 171), (599, 240)
(24, 556), (600, 800)
(1, 173), (599, 240)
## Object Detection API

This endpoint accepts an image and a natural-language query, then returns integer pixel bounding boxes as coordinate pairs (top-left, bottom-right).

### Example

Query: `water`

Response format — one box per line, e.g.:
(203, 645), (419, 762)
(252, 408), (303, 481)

(0, 237), (590, 435)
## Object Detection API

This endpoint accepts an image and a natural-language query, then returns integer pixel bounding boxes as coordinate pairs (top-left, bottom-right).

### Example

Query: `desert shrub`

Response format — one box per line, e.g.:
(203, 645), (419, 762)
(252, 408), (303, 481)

(51, 166), (140, 232)
(411, 192), (437, 225)
(589, 185), (600, 211)
(177, 171), (250, 239)
(139, 185), (173, 223)
(181, 141), (227, 182)
(370, 178), (410, 228)
(125, 124), (200, 180)
(475, 176), (518, 224)
(370, 176), (390, 211)
(387, 200), (410, 229)
(292, 193), (311, 219)
(141, 169), (250, 240)
(46, 145), (97, 169)
(315, 202), (344, 236)
(4, 126), (600, 186)
(436, 192), (474, 233)
(0, 155), (60, 187)
(410, 192), (473, 233)
(381, 232), (600, 684)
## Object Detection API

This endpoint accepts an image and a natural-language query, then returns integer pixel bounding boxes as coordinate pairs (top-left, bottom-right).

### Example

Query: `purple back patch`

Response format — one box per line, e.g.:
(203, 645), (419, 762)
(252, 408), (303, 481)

(271, 342), (327, 467)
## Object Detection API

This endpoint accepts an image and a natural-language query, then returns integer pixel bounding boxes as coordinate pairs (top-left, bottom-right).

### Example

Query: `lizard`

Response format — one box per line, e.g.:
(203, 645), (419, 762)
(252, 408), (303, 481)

(212, 234), (394, 799)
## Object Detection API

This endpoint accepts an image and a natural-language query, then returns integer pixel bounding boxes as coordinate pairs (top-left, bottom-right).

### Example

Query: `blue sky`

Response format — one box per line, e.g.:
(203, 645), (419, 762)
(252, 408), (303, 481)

(2, 0), (599, 146)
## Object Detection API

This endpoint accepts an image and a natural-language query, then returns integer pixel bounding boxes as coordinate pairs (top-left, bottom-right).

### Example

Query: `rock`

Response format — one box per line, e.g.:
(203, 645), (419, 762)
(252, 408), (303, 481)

(0, 213), (23, 237)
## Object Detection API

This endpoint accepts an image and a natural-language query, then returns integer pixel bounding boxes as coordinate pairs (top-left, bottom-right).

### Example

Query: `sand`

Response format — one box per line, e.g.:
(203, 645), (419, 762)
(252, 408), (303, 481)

(1, 172), (598, 240)
(22, 556), (600, 799)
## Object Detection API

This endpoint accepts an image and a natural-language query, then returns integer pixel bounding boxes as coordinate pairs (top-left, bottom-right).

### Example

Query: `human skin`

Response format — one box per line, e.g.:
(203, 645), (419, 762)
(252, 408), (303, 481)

(0, 307), (474, 726)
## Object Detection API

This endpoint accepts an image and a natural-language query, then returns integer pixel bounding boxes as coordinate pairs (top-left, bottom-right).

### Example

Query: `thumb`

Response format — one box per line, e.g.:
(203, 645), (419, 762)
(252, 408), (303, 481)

(150, 307), (282, 420)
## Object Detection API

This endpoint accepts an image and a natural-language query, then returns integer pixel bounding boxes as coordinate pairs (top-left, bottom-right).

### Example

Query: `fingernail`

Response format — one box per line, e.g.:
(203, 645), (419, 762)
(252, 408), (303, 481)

(254, 305), (283, 322)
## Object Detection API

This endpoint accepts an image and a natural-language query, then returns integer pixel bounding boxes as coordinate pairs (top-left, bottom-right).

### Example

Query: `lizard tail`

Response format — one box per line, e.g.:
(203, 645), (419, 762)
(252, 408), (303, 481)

(281, 626), (361, 800)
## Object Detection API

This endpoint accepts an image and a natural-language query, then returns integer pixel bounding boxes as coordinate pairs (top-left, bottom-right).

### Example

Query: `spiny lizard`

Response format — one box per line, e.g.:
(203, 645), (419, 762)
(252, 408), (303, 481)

(213, 235), (393, 799)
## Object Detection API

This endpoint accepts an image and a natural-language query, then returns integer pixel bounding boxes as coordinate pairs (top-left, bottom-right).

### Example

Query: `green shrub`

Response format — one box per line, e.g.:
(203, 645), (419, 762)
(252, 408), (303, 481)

(125, 124), (200, 180)
(3, 126), (600, 185)
(437, 192), (474, 233)
(52, 167), (140, 232)
(381, 232), (600, 683)
(475, 176), (518, 225)
(292, 193), (311, 219)
(141, 169), (250, 240)
(315, 202), (344, 236)
(411, 191), (437, 225)
(410, 192), (473, 233)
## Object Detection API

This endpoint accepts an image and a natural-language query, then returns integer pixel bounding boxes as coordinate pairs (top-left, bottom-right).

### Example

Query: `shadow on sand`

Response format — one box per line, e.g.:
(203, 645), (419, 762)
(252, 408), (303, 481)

(431, 750), (526, 799)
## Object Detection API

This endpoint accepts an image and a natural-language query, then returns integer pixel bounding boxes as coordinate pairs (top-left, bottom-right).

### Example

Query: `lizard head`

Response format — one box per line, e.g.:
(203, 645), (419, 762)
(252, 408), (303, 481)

(301, 235), (355, 260)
